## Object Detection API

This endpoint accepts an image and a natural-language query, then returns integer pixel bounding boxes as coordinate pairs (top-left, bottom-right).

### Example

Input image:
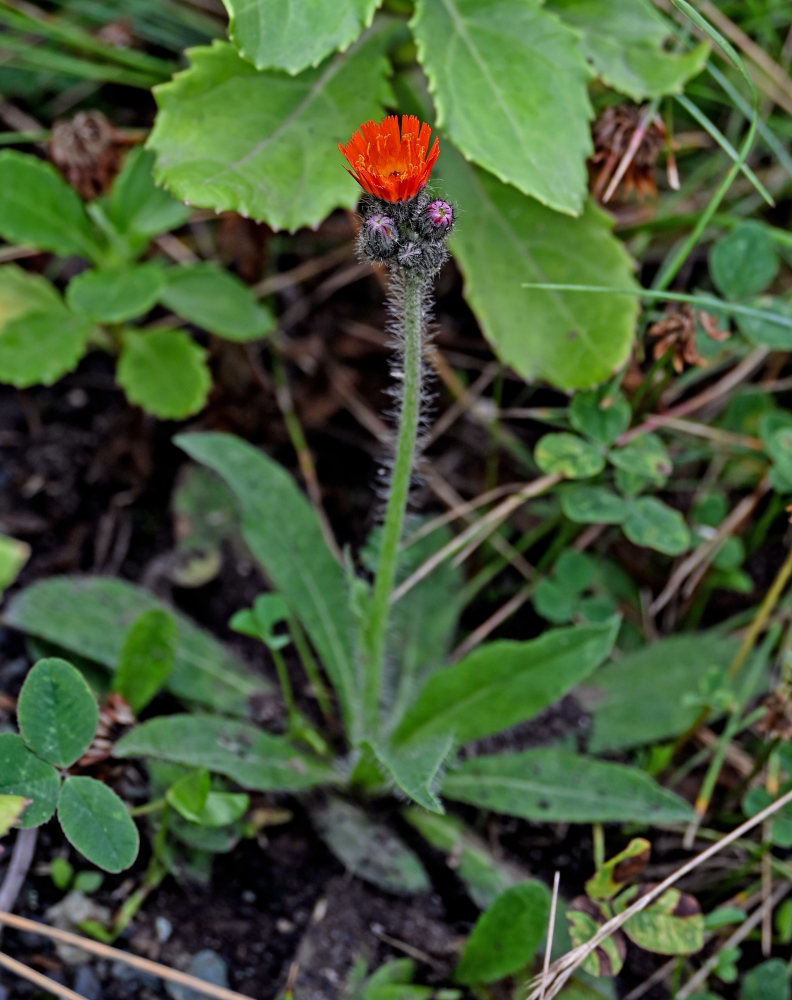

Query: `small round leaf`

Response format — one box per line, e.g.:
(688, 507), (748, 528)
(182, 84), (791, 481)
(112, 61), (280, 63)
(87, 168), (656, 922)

(67, 264), (164, 323)
(17, 658), (98, 768)
(561, 484), (628, 524)
(0, 310), (93, 388)
(623, 497), (691, 556)
(736, 297), (792, 349)
(117, 328), (211, 419)
(58, 776), (139, 873)
(0, 733), (60, 828)
(534, 433), (605, 479)
(710, 222), (778, 300)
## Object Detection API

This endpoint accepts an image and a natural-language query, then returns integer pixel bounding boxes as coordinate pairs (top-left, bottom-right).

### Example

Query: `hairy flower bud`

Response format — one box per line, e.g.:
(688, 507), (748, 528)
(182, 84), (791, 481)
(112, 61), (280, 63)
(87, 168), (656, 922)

(358, 213), (399, 261)
(426, 200), (453, 230)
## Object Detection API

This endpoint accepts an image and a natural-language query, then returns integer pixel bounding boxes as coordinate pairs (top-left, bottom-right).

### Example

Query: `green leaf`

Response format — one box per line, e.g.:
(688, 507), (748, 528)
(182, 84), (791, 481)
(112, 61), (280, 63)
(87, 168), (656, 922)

(0, 533), (29, 593)
(223, 0), (382, 73)
(0, 150), (100, 260)
(623, 497), (691, 556)
(0, 263), (62, 321)
(585, 838), (650, 901)
(115, 714), (335, 791)
(438, 143), (638, 390)
(117, 328), (211, 419)
(622, 887), (704, 956)
(570, 386), (631, 445)
(736, 297), (792, 349)
(456, 881), (550, 984)
(394, 620), (618, 747)
(0, 733), (60, 828)
(0, 794), (29, 836)
(0, 309), (93, 388)
(17, 658), (98, 768)
(165, 768), (210, 822)
(366, 732), (454, 813)
(3, 576), (264, 716)
(231, 594), (291, 650)
(175, 433), (361, 740)
(740, 959), (790, 1000)
(443, 749), (694, 823)
(582, 634), (739, 752)
(567, 898), (627, 978)
(710, 223), (778, 300)
(561, 485), (628, 525)
(412, 0), (591, 214)
(550, 0), (709, 100)
(608, 433), (671, 484)
(160, 263), (274, 341)
(115, 608), (177, 713)
(57, 776), (139, 873)
(148, 37), (392, 231)
(404, 808), (523, 910)
(107, 147), (192, 246)
(310, 797), (430, 894)
(535, 433), (605, 478)
(66, 264), (164, 323)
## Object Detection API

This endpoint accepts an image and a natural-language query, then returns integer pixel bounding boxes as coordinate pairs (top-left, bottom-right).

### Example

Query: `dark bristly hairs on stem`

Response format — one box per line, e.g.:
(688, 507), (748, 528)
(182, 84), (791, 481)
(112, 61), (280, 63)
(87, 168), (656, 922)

(339, 115), (454, 739)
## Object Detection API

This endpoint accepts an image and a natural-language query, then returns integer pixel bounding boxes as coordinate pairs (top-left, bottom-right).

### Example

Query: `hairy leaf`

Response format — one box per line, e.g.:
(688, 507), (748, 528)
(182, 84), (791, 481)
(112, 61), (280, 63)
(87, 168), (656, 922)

(412, 0), (592, 214)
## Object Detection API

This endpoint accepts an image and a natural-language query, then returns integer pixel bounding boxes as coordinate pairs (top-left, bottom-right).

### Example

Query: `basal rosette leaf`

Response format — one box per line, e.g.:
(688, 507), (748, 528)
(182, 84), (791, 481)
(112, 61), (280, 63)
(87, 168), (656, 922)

(223, 0), (382, 74)
(411, 0), (592, 215)
(147, 37), (392, 231)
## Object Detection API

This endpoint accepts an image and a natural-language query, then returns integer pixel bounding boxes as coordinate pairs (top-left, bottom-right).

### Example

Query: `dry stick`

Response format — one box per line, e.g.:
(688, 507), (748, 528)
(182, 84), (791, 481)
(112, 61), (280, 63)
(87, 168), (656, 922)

(650, 483), (768, 615)
(0, 828), (37, 919)
(0, 951), (89, 1000)
(391, 474), (561, 604)
(0, 911), (256, 1000)
(602, 104), (658, 203)
(524, 784), (792, 1000)
(403, 481), (526, 547)
(728, 539), (792, 681)
(675, 881), (792, 999)
(452, 583), (534, 660)
(538, 872), (561, 1000)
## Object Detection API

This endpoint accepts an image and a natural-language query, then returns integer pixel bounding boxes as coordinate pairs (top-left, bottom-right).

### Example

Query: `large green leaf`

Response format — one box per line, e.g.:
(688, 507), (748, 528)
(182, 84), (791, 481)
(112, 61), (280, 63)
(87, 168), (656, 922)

(455, 882), (550, 984)
(17, 658), (98, 768)
(310, 796), (429, 894)
(147, 37), (392, 231)
(549, 0), (709, 100)
(579, 633), (738, 752)
(115, 714), (335, 791)
(176, 433), (361, 740)
(3, 576), (264, 716)
(0, 151), (100, 260)
(223, 0), (382, 74)
(394, 620), (618, 747)
(0, 733), (59, 828)
(117, 328), (211, 419)
(159, 263), (275, 341)
(442, 749), (694, 823)
(438, 143), (638, 390)
(57, 776), (139, 873)
(412, 0), (592, 214)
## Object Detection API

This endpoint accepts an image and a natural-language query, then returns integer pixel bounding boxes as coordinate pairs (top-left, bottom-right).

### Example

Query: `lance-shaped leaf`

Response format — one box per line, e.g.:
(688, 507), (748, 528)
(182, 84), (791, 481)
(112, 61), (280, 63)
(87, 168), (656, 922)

(160, 263), (275, 341)
(394, 620), (618, 747)
(176, 433), (361, 740)
(412, 0), (592, 214)
(366, 732), (454, 813)
(3, 576), (264, 716)
(442, 749), (695, 823)
(437, 141), (638, 390)
(223, 0), (382, 74)
(115, 714), (336, 791)
(549, 0), (709, 100)
(148, 36), (392, 231)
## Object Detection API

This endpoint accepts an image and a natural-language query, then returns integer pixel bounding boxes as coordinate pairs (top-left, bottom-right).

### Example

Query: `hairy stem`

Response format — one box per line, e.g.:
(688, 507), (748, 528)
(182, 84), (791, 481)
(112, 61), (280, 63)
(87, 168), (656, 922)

(364, 270), (425, 735)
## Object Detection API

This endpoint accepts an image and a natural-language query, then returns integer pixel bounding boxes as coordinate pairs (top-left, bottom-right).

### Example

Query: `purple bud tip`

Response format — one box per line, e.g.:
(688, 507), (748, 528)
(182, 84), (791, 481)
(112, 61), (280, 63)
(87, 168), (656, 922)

(427, 200), (453, 228)
(365, 213), (396, 242)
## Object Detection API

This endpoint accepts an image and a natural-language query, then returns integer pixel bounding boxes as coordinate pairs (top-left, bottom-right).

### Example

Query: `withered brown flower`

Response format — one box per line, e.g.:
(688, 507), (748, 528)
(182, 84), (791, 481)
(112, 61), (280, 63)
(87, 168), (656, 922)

(648, 304), (729, 373)
(590, 104), (669, 202)
(50, 110), (123, 200)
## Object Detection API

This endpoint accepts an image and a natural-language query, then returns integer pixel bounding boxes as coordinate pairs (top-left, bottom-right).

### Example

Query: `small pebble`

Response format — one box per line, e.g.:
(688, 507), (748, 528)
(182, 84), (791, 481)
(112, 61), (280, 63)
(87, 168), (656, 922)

(155, 916), (173, 943)
(166, 950), (230, 1000)
(276, 918), (295, 934)
(74, 965), (102, 1000)
(241, 890), (256, 904)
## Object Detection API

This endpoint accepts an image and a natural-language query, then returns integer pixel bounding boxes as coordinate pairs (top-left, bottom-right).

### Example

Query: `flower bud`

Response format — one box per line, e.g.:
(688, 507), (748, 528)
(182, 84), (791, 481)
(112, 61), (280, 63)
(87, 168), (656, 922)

(426, 200), (453, 230)
(358, 213), (399, 261)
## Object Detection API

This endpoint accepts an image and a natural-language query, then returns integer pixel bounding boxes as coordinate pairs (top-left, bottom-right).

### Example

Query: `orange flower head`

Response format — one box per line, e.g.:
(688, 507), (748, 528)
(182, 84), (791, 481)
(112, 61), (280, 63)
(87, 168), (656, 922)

(339, 115), (440, 203)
